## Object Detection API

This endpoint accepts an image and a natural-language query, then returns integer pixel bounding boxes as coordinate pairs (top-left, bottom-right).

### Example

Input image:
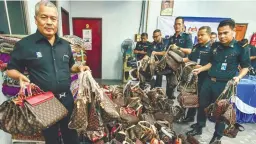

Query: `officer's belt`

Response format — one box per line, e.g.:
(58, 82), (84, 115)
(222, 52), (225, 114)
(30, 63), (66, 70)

(210, 77), (229, 82)
(53, 91), (68, 99)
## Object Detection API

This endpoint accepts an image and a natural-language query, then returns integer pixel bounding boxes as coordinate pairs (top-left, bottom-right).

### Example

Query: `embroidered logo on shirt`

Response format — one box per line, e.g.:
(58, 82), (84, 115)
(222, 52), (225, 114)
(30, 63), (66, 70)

(36, 52), (42, 58)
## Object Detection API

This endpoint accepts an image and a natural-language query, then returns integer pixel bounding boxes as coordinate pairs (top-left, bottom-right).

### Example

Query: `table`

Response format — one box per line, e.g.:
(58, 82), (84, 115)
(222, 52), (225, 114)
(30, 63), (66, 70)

(235, 75), (256, 123)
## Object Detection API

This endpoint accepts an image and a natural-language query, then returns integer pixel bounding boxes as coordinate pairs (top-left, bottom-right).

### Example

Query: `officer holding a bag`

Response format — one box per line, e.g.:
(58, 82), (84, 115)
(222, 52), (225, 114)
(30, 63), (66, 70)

(165, 17), (193, 99)
(181, 26), (212, 124)
(150, 29), (169, 87)
(168, 17), (193, 55)
(6, 1), (89, 144)
(192, 19), (250, 143)
(134, 33), (152, 61)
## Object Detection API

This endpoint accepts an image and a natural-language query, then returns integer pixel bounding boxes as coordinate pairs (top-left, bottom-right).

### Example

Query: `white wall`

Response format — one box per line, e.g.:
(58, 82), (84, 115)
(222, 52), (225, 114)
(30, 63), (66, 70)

(147, 0), (256, 41)
(70, 1), (142, 80)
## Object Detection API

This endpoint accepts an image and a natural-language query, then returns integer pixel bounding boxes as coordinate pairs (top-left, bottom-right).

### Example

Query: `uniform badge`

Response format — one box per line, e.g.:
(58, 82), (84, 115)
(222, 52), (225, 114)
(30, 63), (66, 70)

(221, 63), (227, 70)
(213, 48), (217, 54)
(36, 52), (42, 58)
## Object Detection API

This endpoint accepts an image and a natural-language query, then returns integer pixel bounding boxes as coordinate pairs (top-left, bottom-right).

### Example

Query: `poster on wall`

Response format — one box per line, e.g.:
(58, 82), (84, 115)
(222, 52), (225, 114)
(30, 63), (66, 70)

(160, 0), (174, 16)
(82, 29), (92, 50)
(157, 16), (230, 44)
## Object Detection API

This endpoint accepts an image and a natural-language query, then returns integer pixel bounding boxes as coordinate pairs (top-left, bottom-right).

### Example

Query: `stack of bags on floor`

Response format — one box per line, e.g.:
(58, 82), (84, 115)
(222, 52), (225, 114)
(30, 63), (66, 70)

(62, 35), (87, 66)
(0, 35), (26, 98)
(69, 71), (200, 144)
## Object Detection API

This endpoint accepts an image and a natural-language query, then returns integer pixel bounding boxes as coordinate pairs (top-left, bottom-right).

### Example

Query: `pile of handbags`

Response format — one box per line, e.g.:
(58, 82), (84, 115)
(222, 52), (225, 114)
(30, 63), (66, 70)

(0, 84), (68, 139)
(68, 71), (200, 144)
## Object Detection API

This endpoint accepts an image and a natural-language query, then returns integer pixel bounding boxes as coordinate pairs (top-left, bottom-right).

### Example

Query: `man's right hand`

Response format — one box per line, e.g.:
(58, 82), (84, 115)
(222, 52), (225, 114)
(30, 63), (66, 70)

(19, 74), (30, 88)
(192, 68), (201, 75)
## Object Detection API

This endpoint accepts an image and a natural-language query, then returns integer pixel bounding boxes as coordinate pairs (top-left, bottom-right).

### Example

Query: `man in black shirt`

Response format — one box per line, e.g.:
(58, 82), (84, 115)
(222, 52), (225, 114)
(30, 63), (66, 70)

(134, 33), (152, 61)
(7, 1), (89, 144)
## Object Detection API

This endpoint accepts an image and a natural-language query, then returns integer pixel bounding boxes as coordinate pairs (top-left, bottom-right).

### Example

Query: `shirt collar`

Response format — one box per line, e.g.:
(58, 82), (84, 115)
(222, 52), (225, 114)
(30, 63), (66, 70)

(35, 30), (61, 44)
(218, 38), (236, 49)
(153, 38), (164, 45)
(200, 41), (211, 48)
(174, 32), (183, 37)
(229, 38), (236, 48)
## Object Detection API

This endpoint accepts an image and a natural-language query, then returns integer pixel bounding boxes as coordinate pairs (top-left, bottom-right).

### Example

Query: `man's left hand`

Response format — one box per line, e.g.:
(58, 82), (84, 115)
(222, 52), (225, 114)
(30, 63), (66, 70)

(170, 44), (179, 50)
(233, 77), (240, 84)
(79, 65), (90, 72)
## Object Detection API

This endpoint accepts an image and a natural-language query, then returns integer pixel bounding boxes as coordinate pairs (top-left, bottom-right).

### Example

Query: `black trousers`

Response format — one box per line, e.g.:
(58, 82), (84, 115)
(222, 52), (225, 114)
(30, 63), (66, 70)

(197, 78), (227, 137)
(154, 74), (163, 87)
(42, 91), (79, 144)
(165, 73), (177, 98)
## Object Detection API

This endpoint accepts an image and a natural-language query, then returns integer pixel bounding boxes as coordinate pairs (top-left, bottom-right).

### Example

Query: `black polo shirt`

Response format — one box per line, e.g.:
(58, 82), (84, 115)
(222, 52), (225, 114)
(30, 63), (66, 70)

(7, 30), (75, 94)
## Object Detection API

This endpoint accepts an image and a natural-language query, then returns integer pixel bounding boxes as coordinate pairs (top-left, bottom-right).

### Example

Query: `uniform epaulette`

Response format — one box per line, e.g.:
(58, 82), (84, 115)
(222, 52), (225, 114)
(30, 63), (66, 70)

(193, 43), (200, 48)
(238, 40), (249, 48)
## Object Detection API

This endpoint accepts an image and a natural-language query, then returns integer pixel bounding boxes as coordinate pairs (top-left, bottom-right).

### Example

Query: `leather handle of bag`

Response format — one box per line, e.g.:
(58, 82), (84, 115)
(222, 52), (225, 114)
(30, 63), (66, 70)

(237, 124), (245, 131)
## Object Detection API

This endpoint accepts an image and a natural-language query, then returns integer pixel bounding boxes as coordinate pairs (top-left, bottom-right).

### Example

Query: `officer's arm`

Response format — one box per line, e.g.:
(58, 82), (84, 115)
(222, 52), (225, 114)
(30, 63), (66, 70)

(250, 46), (256, 60)
(250, 56), (256, 60)
(198, 63), (212, 72)
(134, 43), (140, 54)
(179, 34), (193, 54)
(182, 58), (190, 63)
(237, 45), (251, 79)
(6, 42), (26, 81)
(179, 48), (192, 54)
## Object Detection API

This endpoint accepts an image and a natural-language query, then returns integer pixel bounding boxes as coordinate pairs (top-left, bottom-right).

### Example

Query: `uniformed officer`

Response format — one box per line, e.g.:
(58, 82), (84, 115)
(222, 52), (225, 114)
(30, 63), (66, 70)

(168, 16), (193, 55)
(181, 26), (212, 123)
(150, 29), (169, 87)
(6, 1), (89, 144)
(210, 32), (218, 44)
(167, 17), (193, 99)
(189, 19), (250, 144)
(134, 33), (152, 61)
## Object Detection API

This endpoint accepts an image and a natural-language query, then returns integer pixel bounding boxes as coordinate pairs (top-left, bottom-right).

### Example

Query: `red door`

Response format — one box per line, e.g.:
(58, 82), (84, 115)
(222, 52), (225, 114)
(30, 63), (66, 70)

(61, 8), (70, 35)
(72, 18), (102, 78)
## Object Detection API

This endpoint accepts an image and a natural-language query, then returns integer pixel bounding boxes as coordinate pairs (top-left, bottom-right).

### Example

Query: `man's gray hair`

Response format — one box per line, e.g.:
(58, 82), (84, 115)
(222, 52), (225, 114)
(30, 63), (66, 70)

(35, 0), (58, 16)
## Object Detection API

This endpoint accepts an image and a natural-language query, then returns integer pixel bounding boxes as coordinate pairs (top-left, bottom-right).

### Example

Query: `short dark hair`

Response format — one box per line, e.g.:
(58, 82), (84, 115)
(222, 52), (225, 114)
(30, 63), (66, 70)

(218, 19), (235, 30)
(199, 26), (211, 35)
(211, 32), (217, 36)
(141, 33), (148, 37)
(153, 29), (161, 34)
(175, 16), (184, 24)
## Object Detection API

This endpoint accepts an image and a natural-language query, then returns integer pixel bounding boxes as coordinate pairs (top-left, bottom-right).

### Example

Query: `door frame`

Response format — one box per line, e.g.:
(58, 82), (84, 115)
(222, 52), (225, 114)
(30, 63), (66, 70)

(61, 7), (70, 35)
(235, 23), (248, 40)
(72, 17), (103, 78)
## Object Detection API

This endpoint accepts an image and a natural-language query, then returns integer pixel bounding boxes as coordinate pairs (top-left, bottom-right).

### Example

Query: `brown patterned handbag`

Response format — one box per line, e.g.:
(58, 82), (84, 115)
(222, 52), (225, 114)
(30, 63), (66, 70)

(23, 84), (68, 129)
(87, 95), (103, 131)
(100, 92), (120, 121)
(68, 99), (88, 130)
(0, 90), (40, 135)
(166, 50), (183, 71)
(178, 73), (199, 108)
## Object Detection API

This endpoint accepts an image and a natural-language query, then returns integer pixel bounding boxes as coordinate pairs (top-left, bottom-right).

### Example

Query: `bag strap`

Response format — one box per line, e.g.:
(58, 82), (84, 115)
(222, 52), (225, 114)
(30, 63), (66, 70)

(235, 123), (245, 131)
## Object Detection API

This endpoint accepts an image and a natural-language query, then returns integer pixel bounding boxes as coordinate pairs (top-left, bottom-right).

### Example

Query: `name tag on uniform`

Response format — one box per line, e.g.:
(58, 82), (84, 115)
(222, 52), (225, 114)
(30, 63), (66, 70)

(36, 52), (42, 58)
(197, 59), (200, 64)
(221, 63), (227, 70)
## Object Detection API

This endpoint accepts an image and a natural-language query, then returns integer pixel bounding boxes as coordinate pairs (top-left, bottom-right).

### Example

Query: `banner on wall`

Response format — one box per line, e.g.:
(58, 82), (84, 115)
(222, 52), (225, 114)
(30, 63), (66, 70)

(157, 16), (230, 44)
